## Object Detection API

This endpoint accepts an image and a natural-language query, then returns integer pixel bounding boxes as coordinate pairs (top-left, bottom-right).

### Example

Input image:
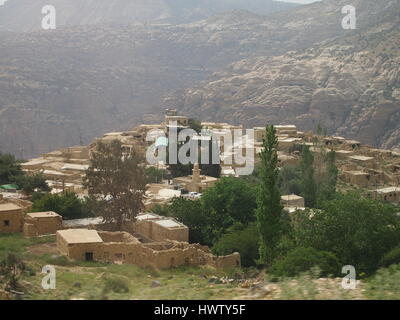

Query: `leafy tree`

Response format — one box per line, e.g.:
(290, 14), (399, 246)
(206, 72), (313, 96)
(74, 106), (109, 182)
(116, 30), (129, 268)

(379, 247), (400, 268)
(278, 165), (302, 195)
(83, 140), (146, 230)
(299, 145), (317, 207)
(316, 151), (338, 205)
(32, 191), (93, 220)
(14, 173), (50, 195)
(201, 177), (257, 243)
(269, 247), (341, 278)
(212, 223), (259, 267)
(256, 125), (284, 267)
(292, 193), (400, 275)
(165, 197), (209, 245)
(0, 153), (23, 185)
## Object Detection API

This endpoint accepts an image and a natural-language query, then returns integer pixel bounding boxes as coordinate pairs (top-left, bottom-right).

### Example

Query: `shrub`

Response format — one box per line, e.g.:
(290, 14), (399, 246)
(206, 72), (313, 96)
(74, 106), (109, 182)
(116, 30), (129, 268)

(102, 278), (130, 294)
(32, 192), (93, 220)
(365, 264), (400, 300)
(269, 247), (341, 278)
(380, 247), (400, 268)
(292, 193), (400, 275)
(212, 223), (259, 267)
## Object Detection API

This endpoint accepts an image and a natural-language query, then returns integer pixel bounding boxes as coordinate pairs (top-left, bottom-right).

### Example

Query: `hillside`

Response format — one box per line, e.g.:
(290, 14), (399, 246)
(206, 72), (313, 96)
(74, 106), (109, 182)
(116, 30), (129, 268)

(169, 0), (400, 149)
(0, 0), (399, 157)
(0, 0), (297, 32)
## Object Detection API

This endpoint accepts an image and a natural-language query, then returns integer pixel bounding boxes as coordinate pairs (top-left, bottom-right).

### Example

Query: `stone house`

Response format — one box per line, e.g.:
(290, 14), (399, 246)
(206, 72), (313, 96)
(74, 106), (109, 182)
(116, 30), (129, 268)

(369, 187), (400, 204)
(0, 195), (24, 233)
(281, 194), (305, 208)
(341, 170), (373, 187)
(23, 211), (63, 237)
(56, 229), (240, 269)
(133, 213), (189, 242)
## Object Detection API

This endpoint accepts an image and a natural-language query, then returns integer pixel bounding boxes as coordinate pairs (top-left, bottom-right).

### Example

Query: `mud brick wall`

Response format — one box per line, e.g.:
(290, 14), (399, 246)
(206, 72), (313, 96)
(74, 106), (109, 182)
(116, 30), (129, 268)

(0, 209), (23, 233)
(23, 216), (63, 237)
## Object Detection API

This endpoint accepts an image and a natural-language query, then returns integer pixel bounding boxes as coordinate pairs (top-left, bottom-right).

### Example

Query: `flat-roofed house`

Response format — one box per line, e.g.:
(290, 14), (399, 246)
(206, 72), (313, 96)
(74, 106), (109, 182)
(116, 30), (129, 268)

(56, 228), (240, 269)
(370, 187), (400, 204)
(349, 155), (375, 166)
(281, 194), (305, 208)
(0, 199), (24, 233)
(341, 170), (376, 187)
(23, 211), (63, 237)
(57, 229), (104, 261)
(134, 213), (189, 242)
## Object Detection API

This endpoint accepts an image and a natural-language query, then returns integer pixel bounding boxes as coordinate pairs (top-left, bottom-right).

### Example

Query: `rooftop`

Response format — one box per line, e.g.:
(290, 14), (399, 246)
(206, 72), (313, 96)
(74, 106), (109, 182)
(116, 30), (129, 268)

(57, 229), (103, 244)
(281, 194), (304, 201)
(350, 155), (374, 161)
(27, 211), (61, 219)
(374, 187), (400, 194)
(154, 219), (186, 229)
(62, 217), (104, 228)
(0, 202), (22, 212)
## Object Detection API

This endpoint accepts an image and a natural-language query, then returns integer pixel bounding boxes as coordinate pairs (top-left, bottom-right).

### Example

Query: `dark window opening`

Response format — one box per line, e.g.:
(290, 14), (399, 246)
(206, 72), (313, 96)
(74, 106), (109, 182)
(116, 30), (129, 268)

(3, 220), (10, 227)
(85, 252), (93, 261)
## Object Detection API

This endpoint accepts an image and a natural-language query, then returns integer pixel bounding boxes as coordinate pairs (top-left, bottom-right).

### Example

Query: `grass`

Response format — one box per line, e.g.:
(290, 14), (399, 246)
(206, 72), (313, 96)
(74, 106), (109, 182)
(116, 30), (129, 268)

(1, 232), (399, 300)
(0, 233), (244, 300)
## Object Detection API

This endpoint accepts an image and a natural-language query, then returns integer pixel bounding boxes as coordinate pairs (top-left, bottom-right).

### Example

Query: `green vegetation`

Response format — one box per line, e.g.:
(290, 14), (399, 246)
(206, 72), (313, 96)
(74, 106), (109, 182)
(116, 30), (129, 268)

(162, 177), (256, 246)
(379, 247), (400, 268)
(31, 192), (94, 220)
(299, 146), (317, 207)
(255, 125), (284, 267)
(0, 152), (49, 195)
(289, 193), (400, 275)
(212, 223), (259, 268)
(84, 140), (146, 230)
(269, 247), (341, 278)
(0, 153), (23, 184)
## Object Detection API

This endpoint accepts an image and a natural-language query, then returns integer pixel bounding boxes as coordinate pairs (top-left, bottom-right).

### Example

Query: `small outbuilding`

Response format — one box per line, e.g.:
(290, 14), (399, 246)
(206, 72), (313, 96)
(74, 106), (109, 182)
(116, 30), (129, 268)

(0, 200), (24, 233)
(23, 211), (63, 237)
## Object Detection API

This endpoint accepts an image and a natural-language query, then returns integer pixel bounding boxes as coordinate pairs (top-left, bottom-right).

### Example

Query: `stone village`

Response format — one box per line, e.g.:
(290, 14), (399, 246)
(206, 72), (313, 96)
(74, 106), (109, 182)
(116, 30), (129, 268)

(1, 109), (400, 269)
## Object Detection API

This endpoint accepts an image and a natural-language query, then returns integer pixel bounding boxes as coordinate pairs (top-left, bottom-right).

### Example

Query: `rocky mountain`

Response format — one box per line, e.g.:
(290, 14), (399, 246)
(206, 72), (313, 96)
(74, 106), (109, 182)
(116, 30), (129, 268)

(168, 0), (400, 149)
(0, 0), (297, 32)
(0, 0), (399, 157)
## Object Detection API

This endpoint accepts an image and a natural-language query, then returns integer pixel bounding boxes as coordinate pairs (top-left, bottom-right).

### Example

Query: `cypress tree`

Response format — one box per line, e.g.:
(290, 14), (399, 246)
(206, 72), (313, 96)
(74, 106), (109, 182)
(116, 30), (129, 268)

(256, 125), (283, 267)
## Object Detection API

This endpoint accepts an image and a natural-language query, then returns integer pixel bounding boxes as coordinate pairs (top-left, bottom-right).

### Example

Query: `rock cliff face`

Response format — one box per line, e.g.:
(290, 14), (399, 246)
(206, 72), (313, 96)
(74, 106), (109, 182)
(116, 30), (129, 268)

(0, 0), (296, 32)
(0, 0), (399, 157)
(167, 1), (400, 149)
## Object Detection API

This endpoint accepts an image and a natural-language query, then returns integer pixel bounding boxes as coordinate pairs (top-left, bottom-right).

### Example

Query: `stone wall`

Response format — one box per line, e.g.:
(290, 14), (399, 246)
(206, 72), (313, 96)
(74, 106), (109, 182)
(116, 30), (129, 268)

(23, 215), (63, 237)
(57, 230), (240, 270)
(0, 207), (23, 233)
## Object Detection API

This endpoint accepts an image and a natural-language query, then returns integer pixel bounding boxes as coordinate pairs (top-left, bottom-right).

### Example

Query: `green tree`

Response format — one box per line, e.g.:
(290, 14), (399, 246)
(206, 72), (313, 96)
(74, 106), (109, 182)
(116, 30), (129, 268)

(32, 192), (92, 220)
(256, 125), (284, 267)
(317, 151), (338, 205)
(292, 193), (400, 275)
(269, 247), (341, 278)
(299, 146), (317, 208)
(278, 165), (302, 195)
(201, 177), (257, 244)
(83, 140), (146, 230)
(14, 173), (50, 195)
(0, 153), (23, 185)
(165, 197), (209, 245)
(212, 223), (259, 267)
